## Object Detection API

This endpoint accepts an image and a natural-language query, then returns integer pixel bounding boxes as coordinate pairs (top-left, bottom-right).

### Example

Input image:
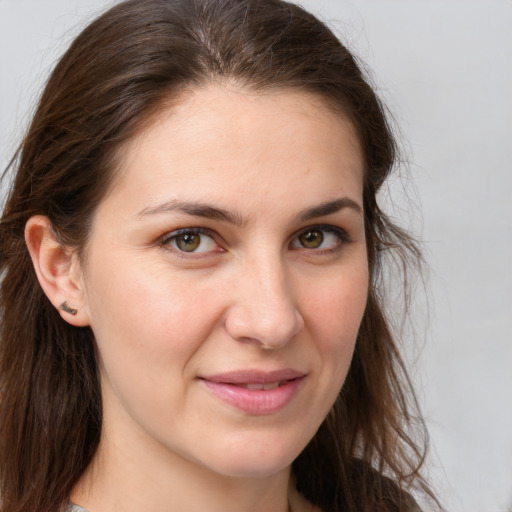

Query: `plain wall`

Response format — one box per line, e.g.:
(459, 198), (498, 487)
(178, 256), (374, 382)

(1, 1), (511, 511)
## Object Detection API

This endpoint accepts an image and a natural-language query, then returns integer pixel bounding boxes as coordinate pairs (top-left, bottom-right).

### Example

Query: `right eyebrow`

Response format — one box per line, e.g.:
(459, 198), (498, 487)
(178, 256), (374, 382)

(135, 200), (245, 227)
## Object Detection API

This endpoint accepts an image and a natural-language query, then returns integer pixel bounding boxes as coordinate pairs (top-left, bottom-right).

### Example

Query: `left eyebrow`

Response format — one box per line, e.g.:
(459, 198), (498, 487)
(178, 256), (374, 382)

(298, 197), (363, 222)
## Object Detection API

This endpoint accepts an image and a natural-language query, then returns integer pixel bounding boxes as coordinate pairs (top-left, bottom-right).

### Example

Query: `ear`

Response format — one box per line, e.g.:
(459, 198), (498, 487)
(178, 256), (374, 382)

(25, 215), (90, 327)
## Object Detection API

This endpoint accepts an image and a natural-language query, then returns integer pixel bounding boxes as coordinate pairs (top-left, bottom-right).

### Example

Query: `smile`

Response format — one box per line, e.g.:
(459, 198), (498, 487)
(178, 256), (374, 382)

(199, 369), (305, 415)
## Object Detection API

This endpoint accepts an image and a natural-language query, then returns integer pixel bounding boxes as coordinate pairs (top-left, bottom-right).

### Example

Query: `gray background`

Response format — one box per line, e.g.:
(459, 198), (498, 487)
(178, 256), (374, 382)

(1, 1), (511, 511)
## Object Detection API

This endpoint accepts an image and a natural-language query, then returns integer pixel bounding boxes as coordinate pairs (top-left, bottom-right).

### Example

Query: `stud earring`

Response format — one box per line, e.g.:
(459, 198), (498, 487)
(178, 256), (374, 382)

(60, 301), (78, 316)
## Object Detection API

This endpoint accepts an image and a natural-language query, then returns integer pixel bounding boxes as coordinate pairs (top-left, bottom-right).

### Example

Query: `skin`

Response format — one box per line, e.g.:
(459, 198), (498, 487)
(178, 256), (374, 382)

(27, 85), (368, 512)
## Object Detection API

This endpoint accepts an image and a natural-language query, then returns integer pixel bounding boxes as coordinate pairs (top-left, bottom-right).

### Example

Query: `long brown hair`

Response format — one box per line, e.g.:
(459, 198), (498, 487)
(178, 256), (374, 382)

(0, 1), (439, 511)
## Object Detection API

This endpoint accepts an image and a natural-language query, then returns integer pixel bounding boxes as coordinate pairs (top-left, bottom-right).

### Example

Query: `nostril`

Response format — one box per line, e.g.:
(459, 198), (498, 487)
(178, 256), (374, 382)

(224, 269), (303, 348)
(224, 302), (303, 349)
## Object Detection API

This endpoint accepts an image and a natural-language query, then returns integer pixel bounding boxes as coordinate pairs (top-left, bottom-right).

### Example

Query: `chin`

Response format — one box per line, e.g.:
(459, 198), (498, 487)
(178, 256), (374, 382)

(210, 460), (293, 479)
(197, 439), (300, 479)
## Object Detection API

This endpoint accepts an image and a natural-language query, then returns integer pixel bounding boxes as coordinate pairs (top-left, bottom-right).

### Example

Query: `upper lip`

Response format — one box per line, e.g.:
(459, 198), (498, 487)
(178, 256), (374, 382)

(200, 369), (306, 384)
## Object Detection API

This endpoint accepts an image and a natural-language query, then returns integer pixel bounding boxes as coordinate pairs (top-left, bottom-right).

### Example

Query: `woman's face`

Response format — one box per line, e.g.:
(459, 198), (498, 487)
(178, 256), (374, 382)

(78, 86), (368, 478)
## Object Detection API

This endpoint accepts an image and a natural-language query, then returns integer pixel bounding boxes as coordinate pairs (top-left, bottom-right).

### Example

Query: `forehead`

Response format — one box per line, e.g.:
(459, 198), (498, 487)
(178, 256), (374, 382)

(103, 85), (364, 217)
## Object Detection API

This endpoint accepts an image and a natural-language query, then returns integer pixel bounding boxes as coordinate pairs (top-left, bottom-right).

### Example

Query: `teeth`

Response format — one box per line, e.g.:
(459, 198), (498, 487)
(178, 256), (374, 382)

(245, 383), (264, 390)
(241, 381), (281, 390)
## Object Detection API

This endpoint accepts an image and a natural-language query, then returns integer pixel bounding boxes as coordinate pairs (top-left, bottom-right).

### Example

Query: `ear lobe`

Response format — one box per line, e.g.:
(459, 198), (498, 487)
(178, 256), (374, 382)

(24, 215), (90, 327)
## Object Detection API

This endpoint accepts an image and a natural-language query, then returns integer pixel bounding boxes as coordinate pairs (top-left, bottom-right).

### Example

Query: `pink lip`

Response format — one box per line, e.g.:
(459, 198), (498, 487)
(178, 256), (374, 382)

(199, 369), (305, 415)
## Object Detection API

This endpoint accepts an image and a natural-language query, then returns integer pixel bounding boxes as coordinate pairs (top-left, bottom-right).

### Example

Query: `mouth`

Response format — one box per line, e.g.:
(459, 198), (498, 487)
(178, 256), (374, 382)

(201, 368), (305, 384)
(199, 369), (306, 415)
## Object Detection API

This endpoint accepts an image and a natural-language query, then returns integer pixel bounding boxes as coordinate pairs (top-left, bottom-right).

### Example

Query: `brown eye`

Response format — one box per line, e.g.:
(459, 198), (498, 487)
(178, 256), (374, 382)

(299, 230), (324, 248)
(165, 230), (218, 254)
(175, 233), (201, 252)
(290, 226), (346, 252)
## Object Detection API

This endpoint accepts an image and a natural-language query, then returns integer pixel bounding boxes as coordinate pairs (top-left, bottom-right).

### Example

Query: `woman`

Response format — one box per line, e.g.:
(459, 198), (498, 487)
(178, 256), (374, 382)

(0, 1), (439, 511)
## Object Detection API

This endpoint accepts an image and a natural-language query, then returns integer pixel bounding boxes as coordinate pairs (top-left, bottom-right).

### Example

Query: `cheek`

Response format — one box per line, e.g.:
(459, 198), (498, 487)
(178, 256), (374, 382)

(83, 257), (232, 413)
(304, 264), (369, 397)
(287, 266), (368, 437)
(308, 268), (368, 345)
(83, 260), (227, 420)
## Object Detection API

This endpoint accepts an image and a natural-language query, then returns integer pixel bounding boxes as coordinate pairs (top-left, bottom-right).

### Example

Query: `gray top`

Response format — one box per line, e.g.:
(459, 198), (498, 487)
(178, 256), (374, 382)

(67, 505), (89, 512)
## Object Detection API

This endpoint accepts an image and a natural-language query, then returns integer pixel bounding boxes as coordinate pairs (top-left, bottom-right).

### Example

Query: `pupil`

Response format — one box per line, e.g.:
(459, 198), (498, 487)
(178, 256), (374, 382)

(177, 234), (200, 251)
(301, 230), (323, 248)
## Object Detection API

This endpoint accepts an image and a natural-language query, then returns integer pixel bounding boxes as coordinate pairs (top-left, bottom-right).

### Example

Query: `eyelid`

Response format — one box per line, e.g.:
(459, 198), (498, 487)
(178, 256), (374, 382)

(289, 224), (350, 251)
(157, 223), (350, 258)
(160, 227), (224, 256)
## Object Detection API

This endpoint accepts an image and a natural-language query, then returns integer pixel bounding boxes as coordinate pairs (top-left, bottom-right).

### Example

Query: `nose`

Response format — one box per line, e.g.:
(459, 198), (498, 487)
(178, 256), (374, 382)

(224, 256), (304, 350)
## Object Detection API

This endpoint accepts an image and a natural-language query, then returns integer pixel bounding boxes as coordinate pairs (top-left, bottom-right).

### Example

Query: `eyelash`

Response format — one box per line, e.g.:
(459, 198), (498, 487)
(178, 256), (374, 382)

(160, 227), (222, 257)
(289, 224), (350, 254)
(159, 225), (350, 257)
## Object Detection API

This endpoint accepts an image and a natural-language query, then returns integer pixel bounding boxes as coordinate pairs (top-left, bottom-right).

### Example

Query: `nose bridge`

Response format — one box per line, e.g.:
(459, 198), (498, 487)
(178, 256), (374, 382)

(250, 251), (290, 314)
(226, 248), (303, 348)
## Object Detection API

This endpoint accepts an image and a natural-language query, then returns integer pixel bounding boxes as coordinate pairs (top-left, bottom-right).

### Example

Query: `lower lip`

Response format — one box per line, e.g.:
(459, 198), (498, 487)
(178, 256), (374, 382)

(201, 378), (303, 415)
